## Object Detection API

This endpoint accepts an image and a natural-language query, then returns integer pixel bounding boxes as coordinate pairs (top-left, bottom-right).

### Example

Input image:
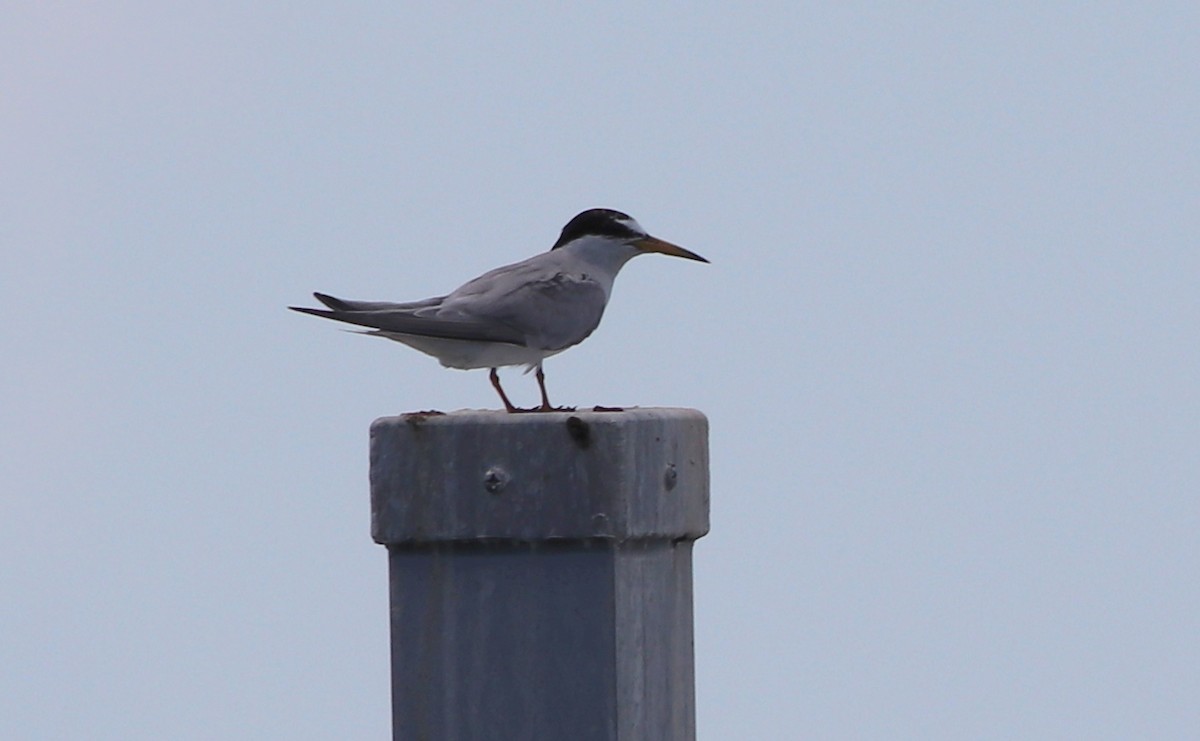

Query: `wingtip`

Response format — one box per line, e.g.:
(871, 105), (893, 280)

(313, 292), (351, 310)
(288, 292), (348, 314)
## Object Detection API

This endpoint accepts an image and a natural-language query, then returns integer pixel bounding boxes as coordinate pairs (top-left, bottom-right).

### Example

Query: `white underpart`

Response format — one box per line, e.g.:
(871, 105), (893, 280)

(381, 334), (557, 370)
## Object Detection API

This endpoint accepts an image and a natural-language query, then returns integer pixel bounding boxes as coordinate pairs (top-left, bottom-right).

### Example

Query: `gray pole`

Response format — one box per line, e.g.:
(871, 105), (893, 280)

(370, 408), (709, 741)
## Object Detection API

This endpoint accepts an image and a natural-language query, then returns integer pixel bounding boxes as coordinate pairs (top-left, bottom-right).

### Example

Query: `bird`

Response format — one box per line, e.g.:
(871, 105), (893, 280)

(290, 208), (708, 412)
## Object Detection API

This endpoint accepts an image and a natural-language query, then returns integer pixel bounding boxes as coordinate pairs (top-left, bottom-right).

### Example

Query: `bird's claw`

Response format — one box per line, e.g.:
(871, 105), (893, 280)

(503, 404), (576, 414)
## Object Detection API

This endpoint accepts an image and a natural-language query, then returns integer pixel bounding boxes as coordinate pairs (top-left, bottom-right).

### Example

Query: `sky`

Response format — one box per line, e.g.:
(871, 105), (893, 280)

(3, 3), (1198, 739)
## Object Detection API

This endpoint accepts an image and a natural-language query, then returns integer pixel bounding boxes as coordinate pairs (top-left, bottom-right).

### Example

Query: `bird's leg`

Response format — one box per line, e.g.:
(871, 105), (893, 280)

(489, 368), (521, 413)
(535, 364), (575, 412)
(536, 364), (552, 411)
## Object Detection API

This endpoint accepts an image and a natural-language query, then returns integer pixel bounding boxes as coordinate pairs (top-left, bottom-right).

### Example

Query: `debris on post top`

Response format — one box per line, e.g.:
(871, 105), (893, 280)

(370, 407), (710, 545)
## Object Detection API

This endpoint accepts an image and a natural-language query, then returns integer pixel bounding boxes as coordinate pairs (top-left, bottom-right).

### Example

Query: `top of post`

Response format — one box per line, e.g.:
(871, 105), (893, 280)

(370, 407), (709, 545)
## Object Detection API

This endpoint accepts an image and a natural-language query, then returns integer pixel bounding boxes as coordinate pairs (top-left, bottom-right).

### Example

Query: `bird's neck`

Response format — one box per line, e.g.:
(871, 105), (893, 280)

(557, 236), (641, 277)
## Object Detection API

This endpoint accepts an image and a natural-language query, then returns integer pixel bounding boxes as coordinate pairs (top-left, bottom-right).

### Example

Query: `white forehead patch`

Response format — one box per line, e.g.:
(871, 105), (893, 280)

(615, 216), (646, 236)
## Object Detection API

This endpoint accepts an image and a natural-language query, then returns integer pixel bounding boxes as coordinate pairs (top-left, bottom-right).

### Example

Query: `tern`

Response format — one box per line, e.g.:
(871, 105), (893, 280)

(290, 208), (707, 412)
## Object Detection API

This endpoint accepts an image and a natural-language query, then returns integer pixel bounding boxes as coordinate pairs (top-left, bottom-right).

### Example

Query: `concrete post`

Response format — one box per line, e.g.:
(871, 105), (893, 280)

(370, 408), (709, 741)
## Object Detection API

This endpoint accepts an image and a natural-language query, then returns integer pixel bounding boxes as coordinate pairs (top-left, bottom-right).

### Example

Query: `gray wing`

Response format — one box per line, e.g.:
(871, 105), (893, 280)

(289, 292), (526, 344)
(441, 269), (609, 351)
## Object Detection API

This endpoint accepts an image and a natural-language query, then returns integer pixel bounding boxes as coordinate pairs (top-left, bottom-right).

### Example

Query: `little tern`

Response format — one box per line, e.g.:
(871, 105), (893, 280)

(290, 208), (708, 412)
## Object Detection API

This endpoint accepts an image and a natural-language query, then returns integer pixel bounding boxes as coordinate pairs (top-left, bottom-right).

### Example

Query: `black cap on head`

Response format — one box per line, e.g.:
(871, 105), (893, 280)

(552, 209), (641, 250)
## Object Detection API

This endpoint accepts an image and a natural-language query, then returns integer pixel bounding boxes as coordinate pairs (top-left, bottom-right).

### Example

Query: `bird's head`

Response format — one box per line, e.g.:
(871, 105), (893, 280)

(551, 208), (709, 263)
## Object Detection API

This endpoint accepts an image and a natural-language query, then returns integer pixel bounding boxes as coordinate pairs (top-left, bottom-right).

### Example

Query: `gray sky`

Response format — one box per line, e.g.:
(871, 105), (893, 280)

(4, 3), (1198, 738)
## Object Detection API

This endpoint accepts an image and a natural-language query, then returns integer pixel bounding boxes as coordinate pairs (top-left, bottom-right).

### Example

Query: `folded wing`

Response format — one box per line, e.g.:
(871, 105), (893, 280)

(447, 270), (609, 352)
(289, 293), (527, 345)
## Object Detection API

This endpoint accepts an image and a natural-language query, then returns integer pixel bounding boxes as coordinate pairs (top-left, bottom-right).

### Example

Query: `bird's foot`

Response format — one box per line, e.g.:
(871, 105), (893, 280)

(591, 405), (625, 412)
(504, 404), (576, 413)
